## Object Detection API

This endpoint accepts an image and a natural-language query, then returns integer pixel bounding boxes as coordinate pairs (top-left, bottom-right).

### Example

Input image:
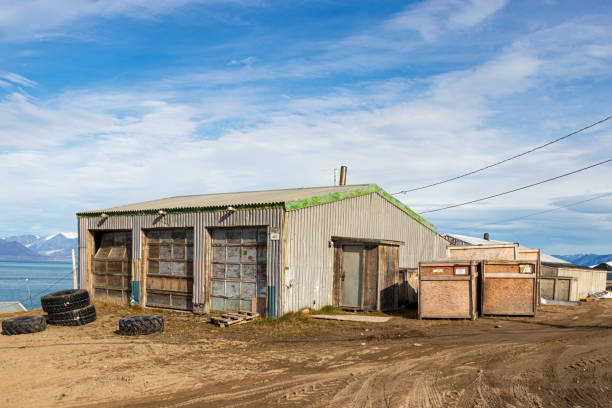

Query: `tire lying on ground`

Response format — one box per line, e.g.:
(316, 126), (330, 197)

(47, 304), (96, 326)
(41, 289), (90, 314)
(2, 315), (47, 335)
(118, 315), (164, 335)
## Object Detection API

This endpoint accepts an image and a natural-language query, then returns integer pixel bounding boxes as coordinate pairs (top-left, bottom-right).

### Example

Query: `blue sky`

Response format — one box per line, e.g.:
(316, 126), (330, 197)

(0, 0), (611, 254)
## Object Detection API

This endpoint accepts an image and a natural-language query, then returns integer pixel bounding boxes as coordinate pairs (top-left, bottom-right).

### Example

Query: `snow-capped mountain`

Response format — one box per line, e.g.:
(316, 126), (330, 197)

(0, 238), (43, 259)
(554, 254), (612, 267)
(4, 234), (40, 246)
(0, 232), (77, 259)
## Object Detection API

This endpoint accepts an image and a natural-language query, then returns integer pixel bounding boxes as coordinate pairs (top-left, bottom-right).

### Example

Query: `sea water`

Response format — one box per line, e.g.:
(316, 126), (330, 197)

(0, 259), (74, 310)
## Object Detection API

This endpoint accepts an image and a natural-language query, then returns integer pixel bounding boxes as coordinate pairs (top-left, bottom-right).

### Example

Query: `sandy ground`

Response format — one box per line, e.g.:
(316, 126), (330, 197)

(1, 300), (612, 408)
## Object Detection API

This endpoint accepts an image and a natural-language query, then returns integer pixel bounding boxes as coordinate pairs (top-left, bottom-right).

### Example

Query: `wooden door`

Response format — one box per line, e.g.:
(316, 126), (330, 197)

(209, 227), (267, 313)
(92, 231), (132, 304)
(145, 229), (194, 310)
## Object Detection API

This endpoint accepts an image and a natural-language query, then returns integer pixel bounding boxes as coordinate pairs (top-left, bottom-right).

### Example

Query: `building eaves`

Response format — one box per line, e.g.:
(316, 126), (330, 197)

(77, 184), (436, 232)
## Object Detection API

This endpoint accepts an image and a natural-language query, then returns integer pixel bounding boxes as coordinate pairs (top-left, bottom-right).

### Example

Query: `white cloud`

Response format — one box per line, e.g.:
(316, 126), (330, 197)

(386, 0), (508, 41)
(430, 49), (541, 103)
(0, 4), (611, 253)
(2, 72), (37, 87)
(0, 0), (257, 40)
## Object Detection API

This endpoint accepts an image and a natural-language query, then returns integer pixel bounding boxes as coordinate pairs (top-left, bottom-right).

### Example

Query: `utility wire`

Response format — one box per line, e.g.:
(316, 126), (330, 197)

(419, 158), (612, 214)
(20, 269), (74, 307)
(393, 115), (612, 195)
(479, 191), (612, 226)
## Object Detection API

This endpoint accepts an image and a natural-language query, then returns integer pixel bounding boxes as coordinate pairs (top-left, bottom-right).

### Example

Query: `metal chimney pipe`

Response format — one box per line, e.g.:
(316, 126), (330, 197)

(483, 232), (490, 241)
(339, 166), (347, 186)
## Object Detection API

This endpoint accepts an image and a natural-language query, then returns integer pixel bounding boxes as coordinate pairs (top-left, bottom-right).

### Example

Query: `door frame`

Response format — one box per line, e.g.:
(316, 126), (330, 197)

(89, 229), (133, 304)
(205, 226), (269, 316)
(340, 244), (365, 309)
(332, 237), (403, 311)
(142, 227), (195, 311)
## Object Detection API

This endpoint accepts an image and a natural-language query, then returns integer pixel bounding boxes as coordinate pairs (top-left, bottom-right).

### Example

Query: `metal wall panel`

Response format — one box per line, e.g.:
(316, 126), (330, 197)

(78, 218), (88, 289)
(283, 193), (448, 313)
(543, 266), (607, 299)
(77, 208), (284, 315)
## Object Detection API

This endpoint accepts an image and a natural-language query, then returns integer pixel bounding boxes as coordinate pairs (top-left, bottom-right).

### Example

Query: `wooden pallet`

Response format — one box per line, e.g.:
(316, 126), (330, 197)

(210, 311), (260, 328)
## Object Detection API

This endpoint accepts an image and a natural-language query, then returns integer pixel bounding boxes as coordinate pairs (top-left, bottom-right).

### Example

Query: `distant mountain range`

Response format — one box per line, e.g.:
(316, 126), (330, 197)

(553, 254), (612, 267)
(0, 233), (77, 260)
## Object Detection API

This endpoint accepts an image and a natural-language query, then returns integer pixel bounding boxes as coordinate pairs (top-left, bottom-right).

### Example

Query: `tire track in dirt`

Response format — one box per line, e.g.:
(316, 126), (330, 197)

(7, 301), (612, 408)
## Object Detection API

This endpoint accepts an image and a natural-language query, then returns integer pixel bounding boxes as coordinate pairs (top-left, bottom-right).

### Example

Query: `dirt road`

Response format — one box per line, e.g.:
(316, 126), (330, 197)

(1, 300), (611, 407)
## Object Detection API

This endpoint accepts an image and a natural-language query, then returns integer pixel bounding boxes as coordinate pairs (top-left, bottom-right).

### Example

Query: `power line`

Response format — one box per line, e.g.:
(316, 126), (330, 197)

(419, 158), (612, 214)
(480, 191), (612, 226)
(393, 114), (612, 195)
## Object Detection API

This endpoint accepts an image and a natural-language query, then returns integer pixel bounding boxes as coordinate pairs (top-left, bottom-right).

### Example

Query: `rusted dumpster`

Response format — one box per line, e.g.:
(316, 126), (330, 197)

(480, 260), (537, 316)
(418, 261), (478, 319)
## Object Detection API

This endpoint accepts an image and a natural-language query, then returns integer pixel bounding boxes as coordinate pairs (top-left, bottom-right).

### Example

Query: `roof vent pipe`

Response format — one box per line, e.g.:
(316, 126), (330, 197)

(339, 165), (347, 186)
(334, 168), (339, 186)
(483, 232), (490, 241)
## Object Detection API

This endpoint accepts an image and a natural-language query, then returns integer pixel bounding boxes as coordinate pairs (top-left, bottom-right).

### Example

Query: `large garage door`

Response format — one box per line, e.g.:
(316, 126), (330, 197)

(210, 227), (267, 313)
(145, 229), (193, 310)
(93, 231), (131, 303)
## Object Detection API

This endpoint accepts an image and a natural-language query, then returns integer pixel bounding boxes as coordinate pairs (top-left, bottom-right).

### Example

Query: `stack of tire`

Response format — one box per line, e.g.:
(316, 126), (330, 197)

(42, 289), (97, 326)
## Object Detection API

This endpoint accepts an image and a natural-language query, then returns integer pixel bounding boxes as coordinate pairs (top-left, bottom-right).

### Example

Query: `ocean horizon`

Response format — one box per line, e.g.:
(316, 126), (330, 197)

(0, 259), (75, 310)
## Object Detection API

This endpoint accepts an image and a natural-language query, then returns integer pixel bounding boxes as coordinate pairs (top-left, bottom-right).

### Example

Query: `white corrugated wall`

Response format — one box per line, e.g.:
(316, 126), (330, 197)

(283, 193), (448, 313)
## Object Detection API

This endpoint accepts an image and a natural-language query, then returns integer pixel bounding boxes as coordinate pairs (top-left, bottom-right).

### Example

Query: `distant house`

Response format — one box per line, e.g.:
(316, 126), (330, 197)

(77, 184), (449, 317)
(593, 262), (612, 271)
(593, 262), (612, 288)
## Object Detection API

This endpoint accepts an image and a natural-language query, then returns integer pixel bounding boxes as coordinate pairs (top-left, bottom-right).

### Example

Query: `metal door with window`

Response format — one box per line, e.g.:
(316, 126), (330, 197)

(210, 227), (267, 313)
(145, 229), (193, 310)
(93, 231), (132, 303)
(342, 245), (363, 308)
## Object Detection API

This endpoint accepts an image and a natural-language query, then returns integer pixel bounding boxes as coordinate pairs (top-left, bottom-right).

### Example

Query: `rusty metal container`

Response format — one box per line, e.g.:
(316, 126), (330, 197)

(418, 261), (478, 319)
(480, 260), (537, 316)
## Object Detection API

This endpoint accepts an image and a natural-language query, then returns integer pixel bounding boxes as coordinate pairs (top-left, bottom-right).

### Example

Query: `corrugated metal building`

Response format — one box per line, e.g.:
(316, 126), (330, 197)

(541, 262), (607, 299)
(77, 184), (448, 317)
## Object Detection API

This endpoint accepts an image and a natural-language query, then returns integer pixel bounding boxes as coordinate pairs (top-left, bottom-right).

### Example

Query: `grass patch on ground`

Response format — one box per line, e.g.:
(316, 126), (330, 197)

(251, 311), (312, 327)
(311, 305), (340, 315)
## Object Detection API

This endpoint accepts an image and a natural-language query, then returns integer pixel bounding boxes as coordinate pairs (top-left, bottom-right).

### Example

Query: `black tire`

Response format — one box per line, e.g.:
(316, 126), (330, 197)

(47, 304), (96, 326)
(2, 315), (47, 335)
(41, 289), (90, 314)
(118, 315), (164, 335)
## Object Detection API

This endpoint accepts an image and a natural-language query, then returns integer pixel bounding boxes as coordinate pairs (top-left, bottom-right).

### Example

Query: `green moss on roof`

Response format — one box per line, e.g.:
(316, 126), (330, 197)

(284, 184), (435, 232)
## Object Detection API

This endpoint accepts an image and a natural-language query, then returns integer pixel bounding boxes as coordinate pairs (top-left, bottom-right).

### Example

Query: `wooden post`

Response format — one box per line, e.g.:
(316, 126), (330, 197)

(72, 248), (77, 289)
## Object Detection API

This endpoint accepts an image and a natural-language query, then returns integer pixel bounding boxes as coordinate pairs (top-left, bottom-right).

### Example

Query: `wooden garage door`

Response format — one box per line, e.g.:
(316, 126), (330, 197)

(93, 231), (131, 303)
(210, 227), (267, 313)
(145, 229), (193, 310)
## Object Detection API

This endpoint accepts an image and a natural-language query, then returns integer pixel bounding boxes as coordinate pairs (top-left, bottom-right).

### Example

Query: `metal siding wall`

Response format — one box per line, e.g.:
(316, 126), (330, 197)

(78, 218), (88, 289)
(76, 208), (284, 314)
(556, 268), (607, 299)
(132, 216), (141, 259)
(284, 193), (448, 313)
